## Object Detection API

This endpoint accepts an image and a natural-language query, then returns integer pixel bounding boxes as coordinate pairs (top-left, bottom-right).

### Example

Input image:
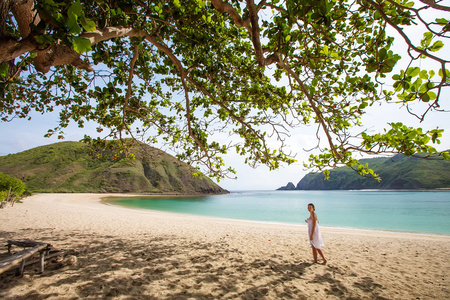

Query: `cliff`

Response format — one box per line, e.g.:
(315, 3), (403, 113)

(277, 153), (450, 190)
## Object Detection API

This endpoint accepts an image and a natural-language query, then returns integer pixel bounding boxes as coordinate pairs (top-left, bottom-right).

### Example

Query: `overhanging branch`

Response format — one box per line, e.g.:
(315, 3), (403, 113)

(0, 26), (144, 72)
(419, 0), (450, 12)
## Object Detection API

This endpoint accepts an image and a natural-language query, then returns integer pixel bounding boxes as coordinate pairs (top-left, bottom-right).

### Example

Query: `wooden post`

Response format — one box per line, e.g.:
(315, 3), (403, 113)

(39, 252), (45, 273)
(1, 187), (12, 209)
(18, 260), (25, 275)
(6, 186), (11, 203)
(0, 243), (49, 275)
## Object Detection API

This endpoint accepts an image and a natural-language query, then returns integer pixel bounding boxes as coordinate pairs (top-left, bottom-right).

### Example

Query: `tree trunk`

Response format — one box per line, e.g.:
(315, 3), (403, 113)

(1, 0), (93, 74)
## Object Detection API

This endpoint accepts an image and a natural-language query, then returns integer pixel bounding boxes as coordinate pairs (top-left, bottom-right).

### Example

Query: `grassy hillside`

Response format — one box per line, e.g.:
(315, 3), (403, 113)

(279, 153), (450, 190)
(0, 141), (228, 195)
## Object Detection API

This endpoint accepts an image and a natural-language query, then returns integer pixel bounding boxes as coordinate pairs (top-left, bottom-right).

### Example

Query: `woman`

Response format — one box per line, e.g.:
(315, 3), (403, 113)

(305, 203), (327, 263)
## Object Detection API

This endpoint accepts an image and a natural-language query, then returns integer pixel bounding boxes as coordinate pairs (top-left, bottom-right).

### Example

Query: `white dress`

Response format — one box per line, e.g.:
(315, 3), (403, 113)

(306, 213), (324, 249)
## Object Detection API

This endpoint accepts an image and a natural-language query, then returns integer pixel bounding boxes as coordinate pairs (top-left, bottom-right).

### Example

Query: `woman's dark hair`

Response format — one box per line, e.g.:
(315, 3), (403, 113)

(308, 203), (315, 210)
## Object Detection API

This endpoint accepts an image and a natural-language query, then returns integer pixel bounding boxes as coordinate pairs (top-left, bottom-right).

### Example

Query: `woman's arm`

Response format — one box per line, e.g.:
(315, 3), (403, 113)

(310, 214), (317, 240)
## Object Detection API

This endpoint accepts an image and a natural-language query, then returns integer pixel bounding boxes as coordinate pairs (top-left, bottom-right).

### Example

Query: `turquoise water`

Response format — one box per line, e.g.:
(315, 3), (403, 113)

(107, 190), (450, 235)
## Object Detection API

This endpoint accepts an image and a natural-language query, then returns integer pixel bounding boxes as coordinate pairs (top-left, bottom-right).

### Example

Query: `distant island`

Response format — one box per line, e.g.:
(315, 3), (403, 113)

(0, 141), (228, 195)
(278, 153), (450, 190)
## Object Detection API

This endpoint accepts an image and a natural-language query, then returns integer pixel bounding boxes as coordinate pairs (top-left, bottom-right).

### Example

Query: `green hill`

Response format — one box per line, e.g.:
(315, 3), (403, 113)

(278, 153), (450, 190)
(0, 141), (228, 195)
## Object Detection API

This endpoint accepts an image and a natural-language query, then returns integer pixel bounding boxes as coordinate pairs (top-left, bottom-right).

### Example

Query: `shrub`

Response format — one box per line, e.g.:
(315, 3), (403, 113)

(0, 172), (26, 200)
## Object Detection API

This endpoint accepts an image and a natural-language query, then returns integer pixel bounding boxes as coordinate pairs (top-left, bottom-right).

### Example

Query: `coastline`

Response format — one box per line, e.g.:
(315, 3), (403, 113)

(107, 196), (450, 238)
(1, 193), (449, 299)
(104, 191), (450, 237)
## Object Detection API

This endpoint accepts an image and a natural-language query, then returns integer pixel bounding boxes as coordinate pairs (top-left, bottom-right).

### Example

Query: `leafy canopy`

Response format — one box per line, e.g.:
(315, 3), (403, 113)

(1, 0), (449, 180)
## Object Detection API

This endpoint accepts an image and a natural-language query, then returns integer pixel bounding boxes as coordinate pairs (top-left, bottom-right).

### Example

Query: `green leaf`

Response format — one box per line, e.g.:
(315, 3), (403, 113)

(421, 92), (430, 102)
(330, 52), (340, 60)
(419, 70), (428, 79)
(55, 13), (64, 24)
(438, 68), (450, 78)
(442, 152), (450, 160)
(0, 63), (9, 78)
(196, 0), (205, 8)
(366, 63), (377, 72)
(68, 1), (83, 17)
(81, 17), (96, 32)
(67, 14), (82, 34)
(34, 35), (54, 45)
(406, 67), (420, 77)
(427, 91), (437, 101)
(378, 48), (387, 60)
(435, 18), (448, 25)
(419, 82), (429, 93)
(384, 59), (396, 68)
(393, 81), (403, 92)
(429, 40), (444, 52)
(421, 32), (432, 48)
(72, 37), (91, 53)
(412, 78), (422, 90)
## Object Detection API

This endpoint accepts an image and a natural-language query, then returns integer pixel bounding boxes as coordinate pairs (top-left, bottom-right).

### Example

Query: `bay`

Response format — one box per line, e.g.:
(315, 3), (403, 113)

(107, 190), (450, 235)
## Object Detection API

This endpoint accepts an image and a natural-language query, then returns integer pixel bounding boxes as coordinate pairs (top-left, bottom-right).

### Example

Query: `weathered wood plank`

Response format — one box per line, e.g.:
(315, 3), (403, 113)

(0, 243), (48, 275)
(39, 251), (45, 273)
(7, 239), (43, 248)
(3, 251), (64, 272)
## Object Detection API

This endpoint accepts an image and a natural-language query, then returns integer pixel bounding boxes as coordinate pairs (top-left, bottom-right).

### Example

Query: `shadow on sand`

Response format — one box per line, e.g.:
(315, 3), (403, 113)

(0, 228), (387, 299)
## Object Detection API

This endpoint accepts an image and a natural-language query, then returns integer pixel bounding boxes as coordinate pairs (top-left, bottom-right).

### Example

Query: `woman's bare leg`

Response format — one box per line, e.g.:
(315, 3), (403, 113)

(317, 249), (327, 263)
(312, 247), (318, 263)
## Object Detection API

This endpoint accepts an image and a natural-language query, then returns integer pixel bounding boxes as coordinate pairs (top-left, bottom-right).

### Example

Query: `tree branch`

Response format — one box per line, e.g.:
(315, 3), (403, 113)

(82, 26), (143, 45)
(210, 0), (251, 30)
(277, 59), (342, 161)
(211, 0), (342, 162)
(0, 34), (37, 63)
(124, 44), (139, 109)
(364, 0), (448, 65)
(142, 32), (214, 162)
(0, 26), (144, 73)
(419, 0), (450, 12)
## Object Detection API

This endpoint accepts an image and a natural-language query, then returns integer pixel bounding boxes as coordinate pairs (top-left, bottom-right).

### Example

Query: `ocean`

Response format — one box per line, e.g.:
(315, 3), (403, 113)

(106, 190), (450, 235)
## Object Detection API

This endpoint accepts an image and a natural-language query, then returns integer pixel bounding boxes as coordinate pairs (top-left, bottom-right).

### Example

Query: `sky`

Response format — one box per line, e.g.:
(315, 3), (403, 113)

(1, 4), (449, 191)
(1, 97), (449, 191)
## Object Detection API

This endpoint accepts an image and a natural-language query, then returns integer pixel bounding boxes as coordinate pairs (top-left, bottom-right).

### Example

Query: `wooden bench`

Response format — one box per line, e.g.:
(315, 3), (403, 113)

(0, 240), (52, 275)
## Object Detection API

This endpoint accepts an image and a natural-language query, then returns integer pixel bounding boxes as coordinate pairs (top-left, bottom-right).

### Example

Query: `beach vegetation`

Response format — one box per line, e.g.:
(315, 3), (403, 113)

(0, 172), (26, 206)
(1, 0), (449, 181)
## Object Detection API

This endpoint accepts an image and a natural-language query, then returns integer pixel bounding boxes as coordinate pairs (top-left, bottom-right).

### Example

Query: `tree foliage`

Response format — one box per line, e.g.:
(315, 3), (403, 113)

(0, 172), (26, 201)
(1, 0), (449, 180)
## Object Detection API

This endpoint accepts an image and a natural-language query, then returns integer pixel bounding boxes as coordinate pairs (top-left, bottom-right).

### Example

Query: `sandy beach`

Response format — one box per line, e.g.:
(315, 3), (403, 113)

(1, 193), (449, 299)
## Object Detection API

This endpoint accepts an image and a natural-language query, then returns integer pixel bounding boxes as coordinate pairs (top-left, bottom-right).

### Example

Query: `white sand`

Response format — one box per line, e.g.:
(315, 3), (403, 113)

(1, 193), (449, 299)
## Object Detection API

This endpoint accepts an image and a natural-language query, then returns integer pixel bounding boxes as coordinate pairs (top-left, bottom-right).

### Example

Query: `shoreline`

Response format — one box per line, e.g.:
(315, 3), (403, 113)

(1, 193), (449, 299)
(108, 199), (450, 238)
(104, 193), (450, 237)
